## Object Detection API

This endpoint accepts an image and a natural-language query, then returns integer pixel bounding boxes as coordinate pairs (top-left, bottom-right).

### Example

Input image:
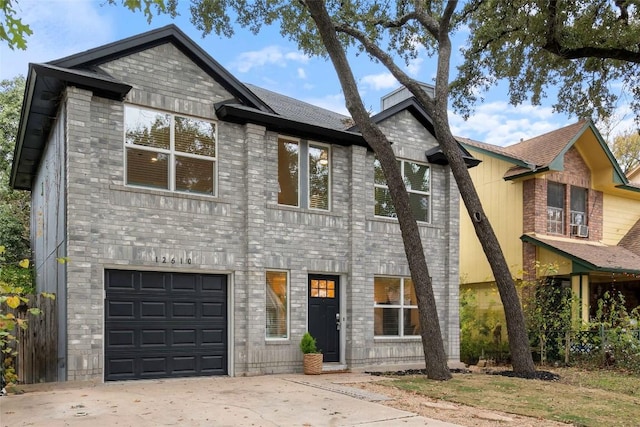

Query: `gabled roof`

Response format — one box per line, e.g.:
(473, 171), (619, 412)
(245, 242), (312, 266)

(49, 25), (271, 113)
(521, 234), (640, 274)
(11, 24), (478, 189)
(619, 218), (640, 257)
(11, 24), (276, 190)
(353, 97), (480, 168)
(506, 120), (588, 170)
(460, 120), (637, 193)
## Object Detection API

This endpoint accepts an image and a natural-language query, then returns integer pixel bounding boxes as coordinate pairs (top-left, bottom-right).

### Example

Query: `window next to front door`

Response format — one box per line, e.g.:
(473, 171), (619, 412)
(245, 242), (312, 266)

(266, 271), (289, 339)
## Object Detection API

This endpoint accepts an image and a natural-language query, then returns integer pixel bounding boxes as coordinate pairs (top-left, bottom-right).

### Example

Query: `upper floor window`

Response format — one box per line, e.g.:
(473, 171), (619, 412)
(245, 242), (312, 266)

(570, 186), (587, 225)
(278, 137), (330, 210)
(547, 181), (565, 234)
(125, 105), (217, 195)
(570, 186), (588, 237)
(374, 276), (420, 338)
(374, 157), (431, 223)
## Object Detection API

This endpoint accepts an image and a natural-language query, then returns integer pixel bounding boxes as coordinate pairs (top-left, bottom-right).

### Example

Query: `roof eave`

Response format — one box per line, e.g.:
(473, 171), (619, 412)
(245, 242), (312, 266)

(10, 64), (133, 191)
(520, 234), (640, 275)
(460, 141), (531, 168)
(50, 24), (273, 114)
(504, 166), (550, 181)
(215, 103), (369, 148)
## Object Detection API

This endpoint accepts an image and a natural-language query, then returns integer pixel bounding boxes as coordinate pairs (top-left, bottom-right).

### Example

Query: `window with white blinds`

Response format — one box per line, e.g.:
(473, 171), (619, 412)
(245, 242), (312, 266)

(125, 105), (217, 195)
(266, 271), (289, 339)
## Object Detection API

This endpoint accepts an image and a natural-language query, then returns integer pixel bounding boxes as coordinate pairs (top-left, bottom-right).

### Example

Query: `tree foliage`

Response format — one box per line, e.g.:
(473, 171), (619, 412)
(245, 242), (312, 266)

(0, 76), (29, 263)
(455, 0), (640, 124)
(610, 130), (640, 174)
(0, 0), (32, 49)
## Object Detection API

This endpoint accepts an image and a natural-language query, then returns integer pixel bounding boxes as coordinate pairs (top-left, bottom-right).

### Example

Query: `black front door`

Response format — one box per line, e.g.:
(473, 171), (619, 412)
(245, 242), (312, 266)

(308, 274), (340, 363)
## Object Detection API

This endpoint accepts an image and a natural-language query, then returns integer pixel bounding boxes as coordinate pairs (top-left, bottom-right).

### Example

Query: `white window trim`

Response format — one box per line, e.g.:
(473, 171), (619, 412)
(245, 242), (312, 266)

(124, 104), (218, 196)
(373, 276), (420, 339)
(374, 158), (431, 224)
(308, 141), (331, 212)
(277, 136), (301, 208)
(265, 269), (290, 341)
(277, 136), (331, 211)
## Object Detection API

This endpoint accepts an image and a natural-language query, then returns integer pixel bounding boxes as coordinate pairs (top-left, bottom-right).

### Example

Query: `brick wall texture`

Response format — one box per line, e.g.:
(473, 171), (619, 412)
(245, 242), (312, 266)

(521, 147), (604, 279)
(34, 42), (461, 380)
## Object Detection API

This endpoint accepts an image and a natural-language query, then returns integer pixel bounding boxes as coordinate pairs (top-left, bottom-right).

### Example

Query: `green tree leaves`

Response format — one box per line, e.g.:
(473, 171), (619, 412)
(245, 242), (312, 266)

(0, 0), (33, 50)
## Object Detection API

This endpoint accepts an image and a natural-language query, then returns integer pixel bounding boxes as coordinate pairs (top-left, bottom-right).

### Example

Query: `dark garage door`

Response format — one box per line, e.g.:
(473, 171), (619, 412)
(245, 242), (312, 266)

(105, 270), (227, 381)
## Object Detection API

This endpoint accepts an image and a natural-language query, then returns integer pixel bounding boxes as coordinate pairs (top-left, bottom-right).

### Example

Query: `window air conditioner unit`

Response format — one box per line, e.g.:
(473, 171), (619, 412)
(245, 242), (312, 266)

(572, 224), (589, 237)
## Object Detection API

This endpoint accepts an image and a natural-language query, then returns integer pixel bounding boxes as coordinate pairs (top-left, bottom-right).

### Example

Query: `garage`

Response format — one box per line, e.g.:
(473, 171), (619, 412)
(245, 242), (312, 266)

(104, 270), (227, 381)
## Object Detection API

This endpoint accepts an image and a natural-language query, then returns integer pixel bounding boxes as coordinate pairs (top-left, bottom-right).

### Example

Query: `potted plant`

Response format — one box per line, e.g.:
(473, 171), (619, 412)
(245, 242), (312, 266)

(299, 332), (323, 375)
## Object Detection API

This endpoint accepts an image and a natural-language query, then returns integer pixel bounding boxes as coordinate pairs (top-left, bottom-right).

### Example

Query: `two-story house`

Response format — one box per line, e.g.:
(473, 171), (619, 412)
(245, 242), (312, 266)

(10, 25), (467, 382)
(459, 120), (640, 324)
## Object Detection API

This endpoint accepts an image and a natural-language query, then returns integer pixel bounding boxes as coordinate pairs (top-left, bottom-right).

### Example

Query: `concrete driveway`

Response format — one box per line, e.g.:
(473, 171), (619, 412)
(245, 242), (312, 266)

(0, 372), (461, 427)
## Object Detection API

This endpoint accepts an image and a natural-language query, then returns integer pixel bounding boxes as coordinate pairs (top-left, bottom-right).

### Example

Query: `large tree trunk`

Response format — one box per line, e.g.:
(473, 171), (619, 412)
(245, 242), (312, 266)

(425, 25), (536, 375)
(433, 121), (536, 375)
(306, 1), (452, 380)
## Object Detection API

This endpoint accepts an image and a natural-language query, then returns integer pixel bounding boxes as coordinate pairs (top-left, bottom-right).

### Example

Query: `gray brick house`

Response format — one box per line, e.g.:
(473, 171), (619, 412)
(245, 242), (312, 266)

(11, 25), (470, 381)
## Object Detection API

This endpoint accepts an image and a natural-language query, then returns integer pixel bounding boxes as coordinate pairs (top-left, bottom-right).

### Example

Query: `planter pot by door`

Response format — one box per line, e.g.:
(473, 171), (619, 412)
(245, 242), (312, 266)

(303, 353), (323, 375)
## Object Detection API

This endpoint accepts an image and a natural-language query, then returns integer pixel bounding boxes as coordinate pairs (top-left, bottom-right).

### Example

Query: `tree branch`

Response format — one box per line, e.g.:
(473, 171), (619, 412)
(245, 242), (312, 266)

(542, 0), (640, 63)
(334, 22), (436, 113)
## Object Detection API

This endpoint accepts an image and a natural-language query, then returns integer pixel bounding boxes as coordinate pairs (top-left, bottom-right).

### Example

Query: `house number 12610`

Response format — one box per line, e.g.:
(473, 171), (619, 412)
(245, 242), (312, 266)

(155, 256), (192, 264)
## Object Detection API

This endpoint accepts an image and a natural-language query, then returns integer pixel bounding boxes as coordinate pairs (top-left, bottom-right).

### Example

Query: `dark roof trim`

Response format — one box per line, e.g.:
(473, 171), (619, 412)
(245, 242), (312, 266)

(504, 166), (550, 181)
(10, 64), (133, 190)
(215, 102), (369, 148)
(32, 63), (132, 100)
(520, 234), (640, 274)
(425, 146), (481, 168)
(358, 97), (435, 134)
(350, 97), (480, 166)
(616, 183), (640, 193)
(50, 24), (273, 114)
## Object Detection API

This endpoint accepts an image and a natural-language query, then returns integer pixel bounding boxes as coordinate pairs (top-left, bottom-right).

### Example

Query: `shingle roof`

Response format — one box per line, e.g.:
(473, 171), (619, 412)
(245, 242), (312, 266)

(500, 120), (589, 179)
(503, 120), (588, 166)
(457, 136), (531, 165)
(522, 234), (640, 274)
(619, 219), (640, 257)
(244, 84), (351, 131)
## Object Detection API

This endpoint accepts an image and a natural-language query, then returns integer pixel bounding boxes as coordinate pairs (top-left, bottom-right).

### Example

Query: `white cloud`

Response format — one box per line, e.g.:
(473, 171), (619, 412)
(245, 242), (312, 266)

(449, 101), (564, 146)
(232, 46), (310, 73)
(360, 72), (397, 91)
(0, 0), (115, 79)
(297, 67), (307, 79)
(406, 56), (424, 77)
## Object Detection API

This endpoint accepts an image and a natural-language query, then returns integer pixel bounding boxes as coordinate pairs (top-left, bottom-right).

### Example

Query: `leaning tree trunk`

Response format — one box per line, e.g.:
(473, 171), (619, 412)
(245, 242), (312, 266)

(426, 27), (536, 376)
(306, 1), (452, 380)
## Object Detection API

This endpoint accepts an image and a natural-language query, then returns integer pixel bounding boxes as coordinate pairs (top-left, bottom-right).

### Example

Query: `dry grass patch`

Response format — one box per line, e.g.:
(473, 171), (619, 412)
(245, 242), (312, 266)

(375, 368), (640, 426)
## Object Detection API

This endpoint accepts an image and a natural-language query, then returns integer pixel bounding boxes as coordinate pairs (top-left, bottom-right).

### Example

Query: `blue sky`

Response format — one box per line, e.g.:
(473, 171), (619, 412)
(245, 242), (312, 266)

(1, 0), (634, 146)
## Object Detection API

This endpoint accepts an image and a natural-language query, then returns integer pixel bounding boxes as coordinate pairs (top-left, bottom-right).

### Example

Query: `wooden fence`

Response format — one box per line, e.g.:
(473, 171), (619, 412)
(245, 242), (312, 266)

(9, 294), (58, 384)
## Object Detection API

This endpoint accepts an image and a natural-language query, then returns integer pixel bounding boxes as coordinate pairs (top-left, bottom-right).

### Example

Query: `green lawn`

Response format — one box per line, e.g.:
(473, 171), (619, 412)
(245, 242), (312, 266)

(379, 368), (639, 426)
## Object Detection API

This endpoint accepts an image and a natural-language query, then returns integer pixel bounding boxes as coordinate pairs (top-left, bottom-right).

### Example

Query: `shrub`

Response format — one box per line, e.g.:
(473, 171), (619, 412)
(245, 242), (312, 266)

(299, 332), (319, 354)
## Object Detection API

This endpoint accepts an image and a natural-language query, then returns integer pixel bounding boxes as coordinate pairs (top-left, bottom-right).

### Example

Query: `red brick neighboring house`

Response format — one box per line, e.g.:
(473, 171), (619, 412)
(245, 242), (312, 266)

(460, 120), (640, 321)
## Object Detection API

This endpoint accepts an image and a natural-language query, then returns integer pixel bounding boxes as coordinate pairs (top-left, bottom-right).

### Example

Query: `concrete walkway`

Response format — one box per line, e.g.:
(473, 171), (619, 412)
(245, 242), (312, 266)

(0, 372), (462, 426)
